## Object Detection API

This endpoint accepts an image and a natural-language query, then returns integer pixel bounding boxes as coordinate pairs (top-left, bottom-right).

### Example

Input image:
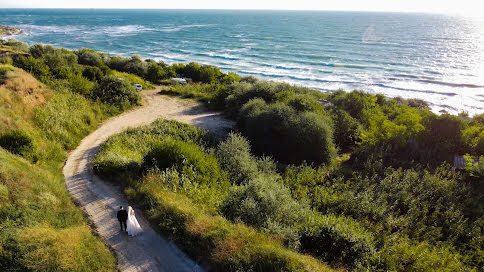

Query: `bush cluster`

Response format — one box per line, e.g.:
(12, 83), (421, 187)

(238, 99), (336, 165)
(91, 75), (141, 110)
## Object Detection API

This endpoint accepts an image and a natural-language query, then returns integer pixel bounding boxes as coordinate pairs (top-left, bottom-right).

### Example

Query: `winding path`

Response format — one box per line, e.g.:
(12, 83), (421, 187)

(63, 90), (234, 272)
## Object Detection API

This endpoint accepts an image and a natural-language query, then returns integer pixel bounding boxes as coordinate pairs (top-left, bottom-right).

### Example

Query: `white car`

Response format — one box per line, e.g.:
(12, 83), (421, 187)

(133, 84), (142, 91)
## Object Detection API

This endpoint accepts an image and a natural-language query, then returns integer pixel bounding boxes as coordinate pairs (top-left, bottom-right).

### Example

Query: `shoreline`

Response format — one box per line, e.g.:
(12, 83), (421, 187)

(0, 25), (23, 39)
(0, 22), (481, 116)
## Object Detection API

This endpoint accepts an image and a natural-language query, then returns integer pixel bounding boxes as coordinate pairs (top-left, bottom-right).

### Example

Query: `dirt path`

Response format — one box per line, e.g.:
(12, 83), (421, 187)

(63, 90), (234, 272)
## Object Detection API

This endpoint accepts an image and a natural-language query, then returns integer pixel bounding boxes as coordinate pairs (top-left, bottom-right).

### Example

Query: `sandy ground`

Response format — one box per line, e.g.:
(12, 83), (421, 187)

(63, 90), (234, 272)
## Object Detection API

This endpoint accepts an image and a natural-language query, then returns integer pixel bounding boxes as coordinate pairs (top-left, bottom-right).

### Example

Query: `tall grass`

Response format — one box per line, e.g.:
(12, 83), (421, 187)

(0, 65), (116, 271)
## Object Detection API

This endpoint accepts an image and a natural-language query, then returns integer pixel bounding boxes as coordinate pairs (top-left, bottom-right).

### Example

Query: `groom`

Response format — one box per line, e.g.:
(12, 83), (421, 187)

(117, 206), (128, 232)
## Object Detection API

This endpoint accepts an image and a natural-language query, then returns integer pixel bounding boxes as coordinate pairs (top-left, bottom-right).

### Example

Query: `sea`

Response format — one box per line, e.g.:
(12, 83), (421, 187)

(1, 9), (483, 115)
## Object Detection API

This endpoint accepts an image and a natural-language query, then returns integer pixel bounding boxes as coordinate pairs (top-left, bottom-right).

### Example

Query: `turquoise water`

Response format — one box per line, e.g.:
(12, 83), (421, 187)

(1, 9), (483, 115)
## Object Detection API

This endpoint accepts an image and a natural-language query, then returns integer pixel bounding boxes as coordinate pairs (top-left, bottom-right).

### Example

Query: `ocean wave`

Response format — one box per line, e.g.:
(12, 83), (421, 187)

(416, 79), (484, 88)
(371, 83), (458, 97)
(157, 24), (214, 32)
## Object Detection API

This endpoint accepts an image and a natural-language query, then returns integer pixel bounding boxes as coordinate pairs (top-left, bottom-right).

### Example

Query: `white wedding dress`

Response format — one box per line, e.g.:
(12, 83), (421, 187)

(126, 206), (143, 236)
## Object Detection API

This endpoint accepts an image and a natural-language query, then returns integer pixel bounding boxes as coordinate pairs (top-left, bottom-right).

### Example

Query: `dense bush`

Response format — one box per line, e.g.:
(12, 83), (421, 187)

(225, 81), (284, 118)
(142, 139), (227, 189)
(215, 133), (259, 185)
(0, 129), (37, 161)
(299, 213), (374, 267)
(13, 55), (50, 80)
(221, 175), (309, 247)
(332, 109), (362, 153)
(91, 75), (141, 110)
(74, 48), (102, 66)
(82, 65), (104, 81)
(67, 73), (94, 96)
(174, 62), (240, 84)
(238, 99), (336, 165)
(28, 44), (55, 59)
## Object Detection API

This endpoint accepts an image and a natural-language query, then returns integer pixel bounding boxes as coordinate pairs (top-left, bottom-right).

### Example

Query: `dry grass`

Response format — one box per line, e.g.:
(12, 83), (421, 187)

(18, 225), (116, 272)
(0, 65), (53, 131)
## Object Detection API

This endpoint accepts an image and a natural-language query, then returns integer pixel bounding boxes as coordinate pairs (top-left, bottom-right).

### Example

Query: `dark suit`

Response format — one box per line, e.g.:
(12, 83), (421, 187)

(117, 209), (128, 231)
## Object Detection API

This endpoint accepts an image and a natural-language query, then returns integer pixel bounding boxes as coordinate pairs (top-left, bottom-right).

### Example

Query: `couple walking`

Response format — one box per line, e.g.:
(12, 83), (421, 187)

(117, 206), (143, 236)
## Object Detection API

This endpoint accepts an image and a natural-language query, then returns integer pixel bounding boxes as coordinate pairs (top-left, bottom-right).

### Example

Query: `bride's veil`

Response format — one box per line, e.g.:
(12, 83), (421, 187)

(127, 206), (133, 220)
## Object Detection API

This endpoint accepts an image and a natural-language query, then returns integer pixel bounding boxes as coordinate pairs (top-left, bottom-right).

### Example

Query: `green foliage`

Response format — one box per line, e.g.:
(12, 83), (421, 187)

(35, 91), (115, 149)
(0, 150), (116, 272)
(110, 70), (154, 90)
(463, 126), (484, 155)
(0, 64), (14, 83)
(0, 129), (37, 162)
(221, 175), (309, 247)
(332, 109), (362, 153)
(146, 61), (175, 83)
(299, 213), (374, 267)
(13, 55), (51, 80)
(82, 65), (104, 82)
(28, 44), (55, 59)
(371, 237), (469, 272)
(329, 90), (377, 122)
(107, 55), (148, 77)
(238, 99), (336, 165)
(422, 114), (467, 160)
(225, 81), (283, 118)
(74, 48), (102, 66)
(174, 62), (240, 84)
(164, 83), (234, 110)
(67, 73), (94, 96)
(215, 133), (259, 185)
(142, 139), (227, 190)
(126, 188), (333, 272)
(91, 75), (141, 110)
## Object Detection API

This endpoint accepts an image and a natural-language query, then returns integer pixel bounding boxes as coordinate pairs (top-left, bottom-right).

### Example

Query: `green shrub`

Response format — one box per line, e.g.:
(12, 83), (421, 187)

(238, 99), (336, 165)
(93, 119), (213, 182)
(142, 138), (228, 193)
(82, 65), (104, 82)
(221, 175), (309, 247)
(299, 213), (374, 267)
(332, 109), (362, 153)
(42, 49), (79, 79)
(13, 55), (51, 80)
(286, 94), (325, 113)
(225, 81), (284, 118)
(74, 48), (102, 66)
(0, 129), (37, 162)
(91, 75), (141, 110)
(28, 44), (55, 59)
(67, 73), (94, 96)
(371, 237), (468, 271)
(215, 133), (259, 185)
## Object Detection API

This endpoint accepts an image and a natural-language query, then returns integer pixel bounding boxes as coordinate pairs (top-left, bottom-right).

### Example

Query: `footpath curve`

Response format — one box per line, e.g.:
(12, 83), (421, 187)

(63, 90), (234, 272)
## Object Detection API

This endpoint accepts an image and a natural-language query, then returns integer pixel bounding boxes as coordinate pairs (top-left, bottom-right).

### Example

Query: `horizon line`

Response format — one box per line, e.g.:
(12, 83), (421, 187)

(0, 7), (461, 16)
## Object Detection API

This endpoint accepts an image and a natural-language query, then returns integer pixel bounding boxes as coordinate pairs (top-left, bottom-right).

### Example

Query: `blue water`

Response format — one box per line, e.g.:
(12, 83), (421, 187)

(1, 9), (483, 115)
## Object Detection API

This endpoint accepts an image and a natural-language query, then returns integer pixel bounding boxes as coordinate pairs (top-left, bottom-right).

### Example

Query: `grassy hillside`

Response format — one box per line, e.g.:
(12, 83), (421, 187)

(0, 64), (117, 271)
(0, 40), (142, 271)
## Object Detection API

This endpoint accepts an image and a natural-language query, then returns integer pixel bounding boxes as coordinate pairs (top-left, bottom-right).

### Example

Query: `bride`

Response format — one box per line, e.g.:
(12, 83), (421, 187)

(126, 206), (143, 236)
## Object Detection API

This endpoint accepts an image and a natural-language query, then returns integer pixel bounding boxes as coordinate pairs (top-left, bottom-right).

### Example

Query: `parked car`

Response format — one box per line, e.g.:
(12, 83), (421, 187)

(134, 84), (142, 91)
